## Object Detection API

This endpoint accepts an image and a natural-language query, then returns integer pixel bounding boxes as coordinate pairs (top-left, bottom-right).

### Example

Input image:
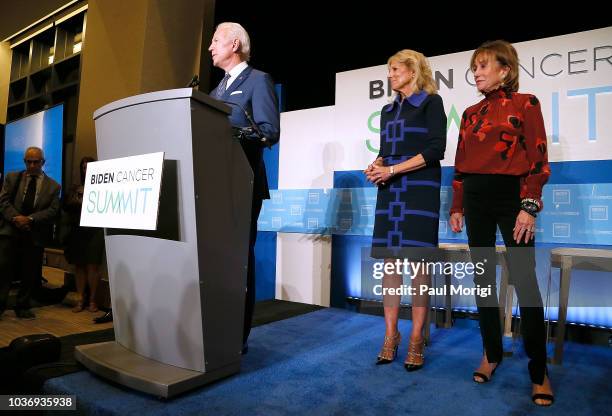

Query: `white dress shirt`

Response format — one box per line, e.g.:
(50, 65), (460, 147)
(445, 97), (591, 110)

(226, 61), (249, 89)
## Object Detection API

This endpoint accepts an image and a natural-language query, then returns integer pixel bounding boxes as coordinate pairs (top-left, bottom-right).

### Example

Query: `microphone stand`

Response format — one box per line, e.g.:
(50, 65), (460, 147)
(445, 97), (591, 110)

(221, 100), (270, 148)
(187, 75), (199, 88)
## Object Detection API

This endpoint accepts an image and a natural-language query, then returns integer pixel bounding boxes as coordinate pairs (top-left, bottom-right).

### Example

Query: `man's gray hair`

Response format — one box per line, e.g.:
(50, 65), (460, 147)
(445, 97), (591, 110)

(25, 146), (45, 160)
(217, 22), (251, 61)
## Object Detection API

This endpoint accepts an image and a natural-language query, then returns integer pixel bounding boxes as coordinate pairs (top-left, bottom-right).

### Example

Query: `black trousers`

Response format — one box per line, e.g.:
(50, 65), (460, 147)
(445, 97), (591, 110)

(243, 196), (263, 345)
(0, 234), (43, 313)
(463, 174), (547, 385)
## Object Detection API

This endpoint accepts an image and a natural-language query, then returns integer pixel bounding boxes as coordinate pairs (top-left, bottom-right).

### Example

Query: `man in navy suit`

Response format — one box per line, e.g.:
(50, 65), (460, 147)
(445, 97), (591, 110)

(209, 22), (280, 352)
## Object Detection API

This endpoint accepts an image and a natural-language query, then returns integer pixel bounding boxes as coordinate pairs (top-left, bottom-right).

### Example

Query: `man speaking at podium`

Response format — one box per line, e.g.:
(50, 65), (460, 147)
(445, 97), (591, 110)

(208, 22), (280, 353)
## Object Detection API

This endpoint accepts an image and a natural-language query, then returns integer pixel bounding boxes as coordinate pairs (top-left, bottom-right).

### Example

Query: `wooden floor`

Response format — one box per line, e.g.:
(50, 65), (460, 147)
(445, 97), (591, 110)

(0, 305), (113, 347)
(0, 266), (113, 348)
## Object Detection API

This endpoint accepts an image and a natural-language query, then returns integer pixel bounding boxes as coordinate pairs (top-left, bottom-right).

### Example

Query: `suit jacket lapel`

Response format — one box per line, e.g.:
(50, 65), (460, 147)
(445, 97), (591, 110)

(224, 66), (252, 98)
(14, 172), (27, 211)
(33, 175), (49, 210)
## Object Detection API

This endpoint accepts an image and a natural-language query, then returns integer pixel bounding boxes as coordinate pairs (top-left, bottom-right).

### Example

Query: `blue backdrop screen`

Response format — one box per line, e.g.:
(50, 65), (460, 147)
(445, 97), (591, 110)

(4, 105), (63, 185)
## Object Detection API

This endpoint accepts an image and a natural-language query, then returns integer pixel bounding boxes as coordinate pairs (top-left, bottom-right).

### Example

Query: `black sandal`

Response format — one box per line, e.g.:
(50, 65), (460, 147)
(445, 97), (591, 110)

(473, 360), (500, 383)
(532, 393), (554, 406)
(532, 371), (554, 406)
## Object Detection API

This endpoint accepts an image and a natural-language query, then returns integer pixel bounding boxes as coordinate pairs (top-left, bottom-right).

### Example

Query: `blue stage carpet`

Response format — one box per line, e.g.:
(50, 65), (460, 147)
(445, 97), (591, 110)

(44, 308), (611, 415)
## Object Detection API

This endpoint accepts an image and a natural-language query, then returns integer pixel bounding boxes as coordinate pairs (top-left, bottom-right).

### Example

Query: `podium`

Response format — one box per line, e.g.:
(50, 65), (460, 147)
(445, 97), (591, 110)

(75, 88), (253, 398)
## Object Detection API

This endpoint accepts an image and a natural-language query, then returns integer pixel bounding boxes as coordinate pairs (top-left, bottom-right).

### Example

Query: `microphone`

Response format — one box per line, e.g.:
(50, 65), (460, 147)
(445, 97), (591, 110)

(221, 100), (270, 147)
(186, 75), (199, 88)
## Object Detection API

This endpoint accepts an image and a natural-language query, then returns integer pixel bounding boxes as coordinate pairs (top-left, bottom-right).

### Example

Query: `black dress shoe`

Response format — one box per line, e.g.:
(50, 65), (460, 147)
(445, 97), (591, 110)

(15, 309), (36, 320)
(94, 310), (113, 324)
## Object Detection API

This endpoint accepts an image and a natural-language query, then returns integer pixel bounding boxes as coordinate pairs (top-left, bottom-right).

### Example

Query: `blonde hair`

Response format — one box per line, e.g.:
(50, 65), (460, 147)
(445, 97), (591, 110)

(470, 40), (519, 92)
(387, 49), (437, 94)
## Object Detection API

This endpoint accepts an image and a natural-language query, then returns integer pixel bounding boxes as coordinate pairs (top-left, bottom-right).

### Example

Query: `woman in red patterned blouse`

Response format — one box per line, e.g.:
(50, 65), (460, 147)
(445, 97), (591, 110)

(449, 40), (554, 406)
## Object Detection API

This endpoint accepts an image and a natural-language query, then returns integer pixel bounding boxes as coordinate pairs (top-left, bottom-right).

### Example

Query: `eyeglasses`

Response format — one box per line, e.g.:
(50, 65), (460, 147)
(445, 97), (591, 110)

(24, 159), (43, 165)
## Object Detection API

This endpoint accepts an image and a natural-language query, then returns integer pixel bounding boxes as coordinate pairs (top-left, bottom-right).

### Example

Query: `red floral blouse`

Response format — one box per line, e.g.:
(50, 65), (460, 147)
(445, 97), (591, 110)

(450, 88), (551, 214)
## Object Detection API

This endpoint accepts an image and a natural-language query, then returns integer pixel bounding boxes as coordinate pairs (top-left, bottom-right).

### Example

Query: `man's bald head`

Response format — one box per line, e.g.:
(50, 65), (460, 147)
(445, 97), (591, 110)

(23, 147), (45, 175)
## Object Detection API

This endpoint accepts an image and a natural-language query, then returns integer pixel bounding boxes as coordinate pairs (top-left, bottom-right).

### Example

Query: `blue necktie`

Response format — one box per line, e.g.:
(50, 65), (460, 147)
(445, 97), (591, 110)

(215, 73), (230, 98)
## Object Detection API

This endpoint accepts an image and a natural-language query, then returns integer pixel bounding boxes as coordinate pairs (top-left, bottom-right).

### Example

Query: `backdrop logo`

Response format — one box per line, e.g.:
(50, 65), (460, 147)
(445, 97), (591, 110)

(272, 192), (283, 204)
(365, 111), (381, 154)
(308, 192), (320, 204)
(553, 223), (571, 238)
(339, 218), (352, 231)
(361, 205), (374, 216)
(439, 220), (448, 235)
(589, 206), (608, 221)
(565, 86), (612, 142)
(553, 190), (571, 205)
(272, 217), (282, 228)
(307, 218), (319, 229)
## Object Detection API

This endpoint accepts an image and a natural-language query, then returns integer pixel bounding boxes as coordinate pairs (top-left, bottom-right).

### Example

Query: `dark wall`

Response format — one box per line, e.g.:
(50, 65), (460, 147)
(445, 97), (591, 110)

(213, 2), (610, 112)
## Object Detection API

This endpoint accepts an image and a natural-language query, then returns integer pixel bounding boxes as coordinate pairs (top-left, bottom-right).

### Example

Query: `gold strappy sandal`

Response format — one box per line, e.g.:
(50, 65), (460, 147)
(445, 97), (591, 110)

(404, 339), (424, 371)
(376, 332), (401, 365)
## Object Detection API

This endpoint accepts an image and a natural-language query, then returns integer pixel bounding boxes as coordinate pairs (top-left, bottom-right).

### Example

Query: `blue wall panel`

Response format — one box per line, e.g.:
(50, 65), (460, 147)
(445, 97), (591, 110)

(255, 231), (277, 301)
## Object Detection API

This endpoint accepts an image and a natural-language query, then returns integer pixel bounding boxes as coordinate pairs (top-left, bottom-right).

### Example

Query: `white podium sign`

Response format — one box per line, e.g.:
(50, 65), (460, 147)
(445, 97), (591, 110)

(80, 152), (164, 230)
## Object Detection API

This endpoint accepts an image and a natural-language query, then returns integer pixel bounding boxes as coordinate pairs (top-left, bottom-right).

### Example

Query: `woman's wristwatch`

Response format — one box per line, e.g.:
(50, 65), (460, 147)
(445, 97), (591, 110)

(521, 198), (540, 218)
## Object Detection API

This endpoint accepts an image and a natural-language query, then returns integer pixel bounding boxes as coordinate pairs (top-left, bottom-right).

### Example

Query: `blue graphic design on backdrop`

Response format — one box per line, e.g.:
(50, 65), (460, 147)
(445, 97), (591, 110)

(259, 184), (612, 245)
(4, 104), (63, 184)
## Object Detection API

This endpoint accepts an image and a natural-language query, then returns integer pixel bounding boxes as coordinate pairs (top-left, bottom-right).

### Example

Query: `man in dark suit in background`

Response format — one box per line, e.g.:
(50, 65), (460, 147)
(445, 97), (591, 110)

(0, 146), (61, 320)
(209, 22), (280, 352)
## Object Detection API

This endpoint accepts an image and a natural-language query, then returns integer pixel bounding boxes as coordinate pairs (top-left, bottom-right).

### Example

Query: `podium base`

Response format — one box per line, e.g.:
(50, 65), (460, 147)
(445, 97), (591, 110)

(75, 341), (240, 398)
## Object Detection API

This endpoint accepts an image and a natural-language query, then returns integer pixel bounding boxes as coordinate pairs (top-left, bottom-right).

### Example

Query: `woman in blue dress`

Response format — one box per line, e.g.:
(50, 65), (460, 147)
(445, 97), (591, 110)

(365, 49), (446, 371)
